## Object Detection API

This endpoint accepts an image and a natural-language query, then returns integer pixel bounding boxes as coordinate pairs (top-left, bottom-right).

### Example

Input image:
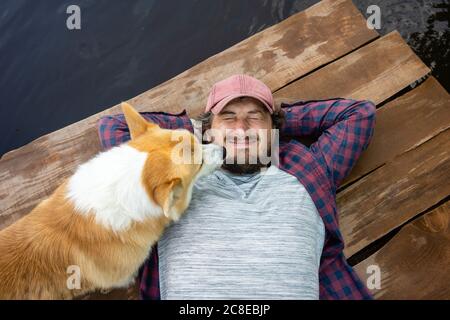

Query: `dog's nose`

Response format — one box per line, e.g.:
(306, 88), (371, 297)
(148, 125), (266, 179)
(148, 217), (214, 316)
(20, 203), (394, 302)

(202, 143), (224, 166)
(211, 144), (225, 161)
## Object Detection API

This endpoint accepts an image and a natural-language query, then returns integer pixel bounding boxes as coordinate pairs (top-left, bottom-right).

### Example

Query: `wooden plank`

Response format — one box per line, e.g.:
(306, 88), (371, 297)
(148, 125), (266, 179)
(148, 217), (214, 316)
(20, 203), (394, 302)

(0, 0), (378, 229)
(337, 129), (450, 257)
(342, 76), (450, 187)
(273, 31), (434, 185)
(274, 31), (430, 104)
(354, 201), (450, 299)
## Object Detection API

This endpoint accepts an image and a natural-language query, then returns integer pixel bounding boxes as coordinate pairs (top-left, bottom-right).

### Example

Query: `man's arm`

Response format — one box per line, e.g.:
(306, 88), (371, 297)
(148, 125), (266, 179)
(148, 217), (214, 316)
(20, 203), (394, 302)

(97, 114), (131, 150)
(281, 99), (376, 188)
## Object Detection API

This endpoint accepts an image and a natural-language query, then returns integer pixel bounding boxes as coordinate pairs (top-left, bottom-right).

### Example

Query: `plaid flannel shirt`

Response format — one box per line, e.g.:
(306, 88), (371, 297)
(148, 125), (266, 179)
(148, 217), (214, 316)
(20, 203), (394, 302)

(97, 98), (376, 300)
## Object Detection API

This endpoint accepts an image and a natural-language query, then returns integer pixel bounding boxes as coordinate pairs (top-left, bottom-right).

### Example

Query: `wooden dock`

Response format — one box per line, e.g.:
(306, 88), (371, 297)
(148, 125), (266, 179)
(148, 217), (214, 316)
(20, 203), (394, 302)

(0, 0), (449, 299)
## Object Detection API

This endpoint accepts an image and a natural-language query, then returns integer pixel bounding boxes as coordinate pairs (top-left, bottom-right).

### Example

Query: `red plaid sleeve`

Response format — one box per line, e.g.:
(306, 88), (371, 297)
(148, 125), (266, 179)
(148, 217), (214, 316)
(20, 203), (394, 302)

(282, 99), (376, 188)
(97, 114), (131, 150)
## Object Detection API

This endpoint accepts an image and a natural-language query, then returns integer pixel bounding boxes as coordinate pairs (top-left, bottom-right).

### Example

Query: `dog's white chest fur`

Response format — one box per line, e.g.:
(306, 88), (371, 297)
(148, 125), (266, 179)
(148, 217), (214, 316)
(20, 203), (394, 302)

(67, 145), (163, 232)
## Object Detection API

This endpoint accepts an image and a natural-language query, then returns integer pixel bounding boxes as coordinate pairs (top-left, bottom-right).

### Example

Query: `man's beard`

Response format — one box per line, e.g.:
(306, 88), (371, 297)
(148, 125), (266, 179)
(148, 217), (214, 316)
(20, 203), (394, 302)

(221, 162), (269, 174)
(221, 146), (271, 174)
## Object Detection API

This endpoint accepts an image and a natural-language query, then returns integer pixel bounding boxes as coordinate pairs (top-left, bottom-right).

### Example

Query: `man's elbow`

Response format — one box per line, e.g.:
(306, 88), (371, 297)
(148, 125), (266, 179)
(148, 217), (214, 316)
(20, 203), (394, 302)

(358, 100), (376, 117)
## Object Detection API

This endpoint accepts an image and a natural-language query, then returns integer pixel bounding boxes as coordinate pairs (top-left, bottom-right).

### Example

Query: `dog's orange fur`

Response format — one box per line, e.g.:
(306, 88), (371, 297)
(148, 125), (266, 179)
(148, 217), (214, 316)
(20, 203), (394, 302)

(0, 181), (170, 299)
(0, 103), (208, 299)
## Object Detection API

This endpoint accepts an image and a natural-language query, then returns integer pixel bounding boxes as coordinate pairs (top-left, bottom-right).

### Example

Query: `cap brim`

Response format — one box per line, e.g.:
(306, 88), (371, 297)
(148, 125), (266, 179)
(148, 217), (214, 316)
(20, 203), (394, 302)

(210, 93), (273, 115)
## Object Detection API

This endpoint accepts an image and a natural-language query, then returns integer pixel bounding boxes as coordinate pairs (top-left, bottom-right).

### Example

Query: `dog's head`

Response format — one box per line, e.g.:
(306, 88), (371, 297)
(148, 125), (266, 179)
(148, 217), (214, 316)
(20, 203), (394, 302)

(122, 102), (223, 221)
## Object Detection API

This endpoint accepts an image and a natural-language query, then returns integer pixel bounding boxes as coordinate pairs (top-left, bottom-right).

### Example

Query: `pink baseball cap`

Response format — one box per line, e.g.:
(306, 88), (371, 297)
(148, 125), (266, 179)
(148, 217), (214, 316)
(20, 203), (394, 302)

(205, 74), (276, 114)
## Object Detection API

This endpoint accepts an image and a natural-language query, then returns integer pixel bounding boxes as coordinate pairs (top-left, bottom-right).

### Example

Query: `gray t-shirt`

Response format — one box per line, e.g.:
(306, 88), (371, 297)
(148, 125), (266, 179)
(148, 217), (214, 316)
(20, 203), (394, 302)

(158, 165), (325, 299)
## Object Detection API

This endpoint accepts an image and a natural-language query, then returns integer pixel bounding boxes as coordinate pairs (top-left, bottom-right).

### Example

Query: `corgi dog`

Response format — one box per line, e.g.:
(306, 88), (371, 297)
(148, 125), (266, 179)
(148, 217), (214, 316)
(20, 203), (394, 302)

(0, 102), (223, 299)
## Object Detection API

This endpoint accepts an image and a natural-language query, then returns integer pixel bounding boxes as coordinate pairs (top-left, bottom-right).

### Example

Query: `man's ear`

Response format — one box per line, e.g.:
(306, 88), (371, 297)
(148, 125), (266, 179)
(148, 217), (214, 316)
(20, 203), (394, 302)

(153, 178), (183, 219)
(121, 102), (157, 139)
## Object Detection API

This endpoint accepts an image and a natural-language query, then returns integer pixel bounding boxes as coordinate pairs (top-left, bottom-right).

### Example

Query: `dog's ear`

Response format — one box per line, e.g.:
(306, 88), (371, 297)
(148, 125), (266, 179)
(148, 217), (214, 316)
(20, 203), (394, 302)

(153, 178), (183, 219)
(121, 102), (157, 139)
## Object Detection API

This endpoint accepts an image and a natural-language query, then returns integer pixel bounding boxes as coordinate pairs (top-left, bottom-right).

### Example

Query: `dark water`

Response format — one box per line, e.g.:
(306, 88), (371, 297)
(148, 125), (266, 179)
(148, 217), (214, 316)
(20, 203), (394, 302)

(0, 0), (448, 156)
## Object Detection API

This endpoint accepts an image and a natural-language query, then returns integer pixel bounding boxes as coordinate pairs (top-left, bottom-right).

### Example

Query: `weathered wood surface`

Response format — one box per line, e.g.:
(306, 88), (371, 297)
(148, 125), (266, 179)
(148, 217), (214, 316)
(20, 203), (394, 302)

(338, 129), (450, 257)
(0, 0), (378, 230)
(274, 31), (430, 104)
(342, 76), (450, 187)
(354, 201), (450, 299)
(272, 30), (433, 179)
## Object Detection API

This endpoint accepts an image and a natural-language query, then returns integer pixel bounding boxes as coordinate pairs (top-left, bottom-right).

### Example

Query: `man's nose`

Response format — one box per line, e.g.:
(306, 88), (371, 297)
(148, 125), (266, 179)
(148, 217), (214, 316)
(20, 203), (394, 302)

(232, 119), (249, 131)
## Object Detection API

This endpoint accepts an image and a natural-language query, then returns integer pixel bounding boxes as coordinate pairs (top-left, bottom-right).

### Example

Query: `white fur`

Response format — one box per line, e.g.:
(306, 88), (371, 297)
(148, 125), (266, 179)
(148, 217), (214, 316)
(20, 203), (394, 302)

(67, 145), (163, 232)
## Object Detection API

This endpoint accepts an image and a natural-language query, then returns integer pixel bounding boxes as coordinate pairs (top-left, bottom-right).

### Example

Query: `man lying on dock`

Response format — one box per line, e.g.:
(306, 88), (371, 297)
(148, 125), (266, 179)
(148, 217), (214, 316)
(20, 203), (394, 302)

(98, 74), (376, 300)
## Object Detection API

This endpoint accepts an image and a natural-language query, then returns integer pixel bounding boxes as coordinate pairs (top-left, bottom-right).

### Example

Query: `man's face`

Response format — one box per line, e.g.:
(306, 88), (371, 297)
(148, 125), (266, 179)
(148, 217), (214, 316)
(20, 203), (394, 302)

(208, 97), (273, 173)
